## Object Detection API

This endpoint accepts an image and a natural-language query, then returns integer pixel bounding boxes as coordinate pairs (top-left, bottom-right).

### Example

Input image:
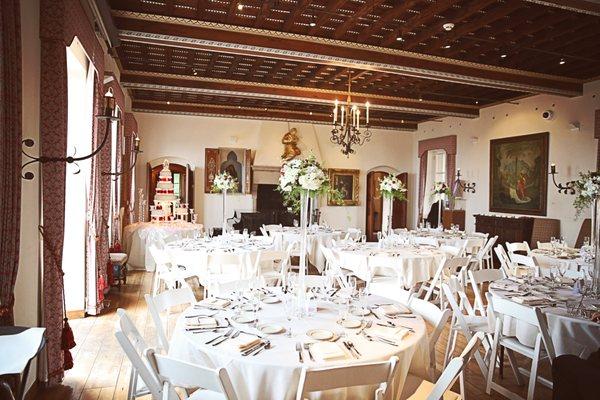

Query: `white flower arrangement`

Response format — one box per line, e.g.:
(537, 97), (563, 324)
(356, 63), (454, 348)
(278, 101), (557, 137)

(432, 181), (451, 195)
(574, 171), (600, 217)
(211, 171), (238, 193)
(277, 154), (340, 211)
(378, 174), (407, 201)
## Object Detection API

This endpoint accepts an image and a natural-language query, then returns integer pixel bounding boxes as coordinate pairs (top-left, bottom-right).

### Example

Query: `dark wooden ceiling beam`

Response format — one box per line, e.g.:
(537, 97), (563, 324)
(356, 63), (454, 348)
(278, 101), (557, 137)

(132, 100), (419, 130)
(282, 0), (313, 31)
(356, 0), (420, 42)
(332, 0), (387, 39)
(120, 72), (480, 118)
(307, 0), (347, 36)
(114, 14), (583, 96)
(521, 0), (600, 16)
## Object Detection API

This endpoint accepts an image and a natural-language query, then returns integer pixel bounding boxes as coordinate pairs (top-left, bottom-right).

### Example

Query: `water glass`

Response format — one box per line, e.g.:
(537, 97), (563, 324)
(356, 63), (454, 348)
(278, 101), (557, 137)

(361, 234), (367, 244)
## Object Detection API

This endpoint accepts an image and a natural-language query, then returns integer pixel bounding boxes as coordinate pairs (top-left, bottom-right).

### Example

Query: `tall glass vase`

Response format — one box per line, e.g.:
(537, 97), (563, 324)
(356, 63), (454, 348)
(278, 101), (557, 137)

(298, 190), (310, 310)
(222, 190), (228, 236)
(592, 197), (600, 296)
(382, 195), (393, 236)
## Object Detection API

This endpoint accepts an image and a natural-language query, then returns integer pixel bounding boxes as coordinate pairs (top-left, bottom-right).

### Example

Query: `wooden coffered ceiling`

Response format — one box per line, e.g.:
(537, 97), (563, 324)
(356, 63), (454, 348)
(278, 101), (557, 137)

(106, 0), (600, 131)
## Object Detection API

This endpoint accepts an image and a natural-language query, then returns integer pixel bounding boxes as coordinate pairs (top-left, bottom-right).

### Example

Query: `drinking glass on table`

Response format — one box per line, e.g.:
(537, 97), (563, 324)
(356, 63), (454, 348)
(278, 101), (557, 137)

(348, 276), (357, 298)
(209, 227), (214, 238)
(360, 234), (367, 244)
(283, 295), (297, 337)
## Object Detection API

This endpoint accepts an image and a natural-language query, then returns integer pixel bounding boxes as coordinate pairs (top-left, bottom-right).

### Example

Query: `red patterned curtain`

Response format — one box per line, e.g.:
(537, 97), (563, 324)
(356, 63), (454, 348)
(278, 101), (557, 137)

(0, 0), (22, 326)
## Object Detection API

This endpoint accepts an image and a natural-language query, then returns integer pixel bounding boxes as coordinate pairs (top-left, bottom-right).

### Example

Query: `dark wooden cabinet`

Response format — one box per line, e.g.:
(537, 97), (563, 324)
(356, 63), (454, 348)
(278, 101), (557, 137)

(442, 210), (465, 230)
(474, 214), (534, 246)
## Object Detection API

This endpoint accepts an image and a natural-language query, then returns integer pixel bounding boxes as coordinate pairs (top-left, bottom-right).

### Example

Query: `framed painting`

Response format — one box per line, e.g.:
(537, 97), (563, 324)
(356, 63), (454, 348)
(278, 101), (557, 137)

(328, 168), (360, 206)
(489, 132), (549, 216)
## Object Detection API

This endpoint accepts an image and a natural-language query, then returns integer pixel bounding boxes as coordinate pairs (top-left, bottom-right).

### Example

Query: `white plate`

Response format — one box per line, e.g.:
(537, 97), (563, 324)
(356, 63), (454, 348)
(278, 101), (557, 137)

(338, 318), (362, 329)
(258, 324), (285, 334)
(233, 313), (256, 324)
(262, 296), (281, 304)
(306, 329), (334, 341)
(241, 304), (260, 312)
(350, 307), (370, 317)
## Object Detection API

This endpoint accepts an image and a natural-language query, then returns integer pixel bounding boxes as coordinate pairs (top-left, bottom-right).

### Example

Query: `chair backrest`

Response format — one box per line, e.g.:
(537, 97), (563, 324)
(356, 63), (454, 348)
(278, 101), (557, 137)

(321, 246), (349, 289)
(494, 245), (512, 272)
(476, 235), (498, 261)
(427, 333), (484, 400)
(408, 297), (452, 357)
(468, 268), (505, 316)
(510, 254), (540, 277)
(207, 252), (247, 276)
(442, 278), (477, 328)
(145, 287), (196, 352)
(536, 241), (553, 250)
(440, 244), (465, 257)
(259, 225), (269, 237)
(146, 349), (239, 400)
(489, 294), (556, 360)
(114, 314), (162, 399)
(252, 249), (291, 283)
(506, 241), (531, 256)
(414, 236), (439, 247)
(296, 356), (399, 400)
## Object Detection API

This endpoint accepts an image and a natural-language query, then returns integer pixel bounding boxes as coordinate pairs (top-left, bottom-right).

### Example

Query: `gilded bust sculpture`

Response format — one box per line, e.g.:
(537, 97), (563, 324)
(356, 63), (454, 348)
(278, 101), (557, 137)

(281, 127), (301, 160)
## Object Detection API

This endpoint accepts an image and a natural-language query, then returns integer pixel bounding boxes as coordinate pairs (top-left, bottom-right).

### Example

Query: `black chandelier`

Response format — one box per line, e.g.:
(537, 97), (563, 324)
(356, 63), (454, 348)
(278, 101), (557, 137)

(330, 71), (372, 156)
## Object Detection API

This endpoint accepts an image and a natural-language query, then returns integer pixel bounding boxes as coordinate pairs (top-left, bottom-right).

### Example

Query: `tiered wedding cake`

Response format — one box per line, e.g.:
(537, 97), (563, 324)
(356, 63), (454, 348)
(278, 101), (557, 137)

(151, 160), (180, 221)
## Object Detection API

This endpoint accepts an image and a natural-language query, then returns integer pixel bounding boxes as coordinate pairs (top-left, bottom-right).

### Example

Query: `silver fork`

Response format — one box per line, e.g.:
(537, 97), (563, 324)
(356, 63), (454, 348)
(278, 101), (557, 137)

(212, 328), (237, 346)
(358, 320), (373, 334)
(303, 343), (315, 361)
(296, 342), (304, 363)
(205, 328), (233, 345)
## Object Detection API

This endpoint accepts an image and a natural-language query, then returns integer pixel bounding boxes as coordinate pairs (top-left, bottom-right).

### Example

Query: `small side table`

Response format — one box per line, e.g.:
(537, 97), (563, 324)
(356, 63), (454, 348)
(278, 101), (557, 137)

(110, 253), (129, 287)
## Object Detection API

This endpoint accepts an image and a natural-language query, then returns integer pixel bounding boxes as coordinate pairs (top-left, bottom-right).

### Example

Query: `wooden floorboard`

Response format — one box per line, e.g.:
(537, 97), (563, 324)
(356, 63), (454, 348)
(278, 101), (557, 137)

(30, 270), (553, 400)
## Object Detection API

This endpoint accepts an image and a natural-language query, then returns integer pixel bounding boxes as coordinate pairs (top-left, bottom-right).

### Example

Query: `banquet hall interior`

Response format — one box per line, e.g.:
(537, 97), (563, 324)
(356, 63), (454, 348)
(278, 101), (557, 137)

(2, 0), (600, 399)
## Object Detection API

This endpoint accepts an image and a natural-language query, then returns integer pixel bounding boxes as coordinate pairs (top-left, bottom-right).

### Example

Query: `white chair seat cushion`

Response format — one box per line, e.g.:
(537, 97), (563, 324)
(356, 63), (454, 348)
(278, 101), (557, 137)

(189, 389), (227, 400)
(401, 373), (460, 400)
(110, 253), (128, 263)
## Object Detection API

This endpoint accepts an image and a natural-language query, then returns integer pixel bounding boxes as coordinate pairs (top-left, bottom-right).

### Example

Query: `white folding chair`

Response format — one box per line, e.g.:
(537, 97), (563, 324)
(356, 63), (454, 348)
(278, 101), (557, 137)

(510, 253), (541, 277)
(344, 227), (362, 242)
(506, 241), (532, 258)
(414, 236), (439, 247)
(259, 225), (269, 237)
(442, 279), (492, 377)
(421, 256), (471, 307)
(439, 243), (466, 257)
(145, 287), (196, 352)
(149, 246), (190, 295)
(321, 246), (354, 289)
(252, 249), (291, 286)
(296, 356), (399, 400)
(468, 268), (505, 317)
(146, 349), (239, 400)
(115, 309), (162, 400)
(400, 332), (484, 400)
(408, 297), (452, 379)
(472, 236), (498, 270)
(486, 294), (556, 400)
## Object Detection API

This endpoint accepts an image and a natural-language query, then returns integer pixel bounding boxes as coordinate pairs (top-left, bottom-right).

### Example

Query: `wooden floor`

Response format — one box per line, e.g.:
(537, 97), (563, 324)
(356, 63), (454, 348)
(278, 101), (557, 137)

(30, 271), (553, 400)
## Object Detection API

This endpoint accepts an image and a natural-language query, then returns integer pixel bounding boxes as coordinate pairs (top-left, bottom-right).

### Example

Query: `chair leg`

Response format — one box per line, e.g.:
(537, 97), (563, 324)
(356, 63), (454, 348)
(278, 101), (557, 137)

(506, 348), (524, 386)
(527, 336), (542, 400)
(486, 322), (501, 395)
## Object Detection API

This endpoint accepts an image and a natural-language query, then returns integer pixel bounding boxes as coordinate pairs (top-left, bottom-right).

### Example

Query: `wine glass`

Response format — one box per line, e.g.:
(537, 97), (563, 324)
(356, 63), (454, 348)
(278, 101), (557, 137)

(283, 295), (297, 337)
(209, 227), (214, 239)
(360, 234), (367, 244)
(376, 231), (382, 242)
(348, 276), (357, 299)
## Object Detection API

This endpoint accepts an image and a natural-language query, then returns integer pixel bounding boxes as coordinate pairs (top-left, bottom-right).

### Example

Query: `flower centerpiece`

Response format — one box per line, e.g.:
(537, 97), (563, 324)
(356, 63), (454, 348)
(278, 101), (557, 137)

(379, 174), (407, 236)
(211, 171), (239, 236)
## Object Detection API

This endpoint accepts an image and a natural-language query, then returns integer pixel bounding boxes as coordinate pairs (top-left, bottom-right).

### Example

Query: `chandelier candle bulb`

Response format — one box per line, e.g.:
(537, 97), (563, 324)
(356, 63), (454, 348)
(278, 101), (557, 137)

(357, 109), (360, 130)
(365, 102), (370, 124)
(550, 163), (556, 174)
(334, 99), (338, 123)
(341, 105), (345, 126)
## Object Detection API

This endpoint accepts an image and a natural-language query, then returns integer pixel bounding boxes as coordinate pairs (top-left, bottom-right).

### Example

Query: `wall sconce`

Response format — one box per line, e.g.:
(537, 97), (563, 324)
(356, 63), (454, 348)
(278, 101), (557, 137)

(21, 89), (120, 180)
(549, 163), (575, 194)
(454, 168), (476, 193)
(102, 134), (142, 180)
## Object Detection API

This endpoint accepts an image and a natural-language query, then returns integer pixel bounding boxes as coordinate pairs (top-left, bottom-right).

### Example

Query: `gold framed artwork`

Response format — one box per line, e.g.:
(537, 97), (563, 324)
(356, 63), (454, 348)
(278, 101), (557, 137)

(328, 168), (360, 206)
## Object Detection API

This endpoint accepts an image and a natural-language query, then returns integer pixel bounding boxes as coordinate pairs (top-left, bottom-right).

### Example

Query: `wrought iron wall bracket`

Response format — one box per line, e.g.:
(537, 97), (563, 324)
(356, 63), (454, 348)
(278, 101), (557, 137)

(549, 171), (576, 195)
(454, 170), (476, 193)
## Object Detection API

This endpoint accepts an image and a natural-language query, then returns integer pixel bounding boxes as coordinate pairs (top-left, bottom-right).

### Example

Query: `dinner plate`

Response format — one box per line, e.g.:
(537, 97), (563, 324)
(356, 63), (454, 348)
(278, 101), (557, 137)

(306, 329), (334, 341)
(233, 313), (256, 324)
(337, 318), (362, 329)
(241, 304), (260, 312)
(350, 307), (370, 317)
(262, 296), (281, 304)
(258, 324), (285, 334)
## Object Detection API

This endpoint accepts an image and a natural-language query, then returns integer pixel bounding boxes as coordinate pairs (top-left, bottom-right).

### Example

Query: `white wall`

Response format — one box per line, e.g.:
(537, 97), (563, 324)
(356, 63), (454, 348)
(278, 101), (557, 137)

(134, 113), (415, 231)
(412, 80), (600, 245)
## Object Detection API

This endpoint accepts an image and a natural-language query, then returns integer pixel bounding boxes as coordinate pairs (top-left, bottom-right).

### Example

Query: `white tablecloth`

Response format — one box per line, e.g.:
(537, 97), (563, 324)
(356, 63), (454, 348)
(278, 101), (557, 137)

(531, 249), (592, 276)
(123, 222), (202, 270)
(410, 231), (485, 253)
(271, 228), (343, 272)
(489, 279), (600, 357)
(169, 292), (429, 400)
(334, 243), (446, 288)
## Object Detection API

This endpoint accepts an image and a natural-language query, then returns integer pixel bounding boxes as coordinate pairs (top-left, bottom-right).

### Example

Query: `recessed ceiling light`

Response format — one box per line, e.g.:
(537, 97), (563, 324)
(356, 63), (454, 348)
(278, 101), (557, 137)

(237, 3), (244, 11)
(500, 54), (507, 58)
(401, 119), (404, 123)
(396, 36), (404, 42)
(475, 100), (479, 105)
(443, 44), (451, 49)
(238, 105), (241, 109)
(167, 101), (171, 105)
(264, 107), (268, 111)
(559, 58), (566, 65)
(418, 97), (423, 101)
(443, 22), (454, 31)
(309, 15), (317, 27)
(309, 111), (313, 115)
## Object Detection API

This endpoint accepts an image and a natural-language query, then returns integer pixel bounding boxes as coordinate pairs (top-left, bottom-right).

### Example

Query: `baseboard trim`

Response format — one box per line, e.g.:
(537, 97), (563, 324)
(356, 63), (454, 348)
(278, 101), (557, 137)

(66, 309), (85, 319)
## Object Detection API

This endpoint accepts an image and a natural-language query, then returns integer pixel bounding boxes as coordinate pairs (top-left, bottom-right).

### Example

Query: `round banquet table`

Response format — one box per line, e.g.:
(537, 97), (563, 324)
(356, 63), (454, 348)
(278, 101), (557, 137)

(531, 248), (592, 276)
(408, 231), (486, 253)
(489, 278), (600, 357)
(169, 291), (429, 400)
(123, 221), (202, 270)
(334, 243), (446, 288)
(271, 227), (343, 272)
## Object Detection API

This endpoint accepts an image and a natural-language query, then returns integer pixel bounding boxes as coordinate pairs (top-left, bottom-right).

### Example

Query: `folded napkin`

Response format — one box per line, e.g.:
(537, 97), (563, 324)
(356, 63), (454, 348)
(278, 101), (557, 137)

(380, 304), (410, 316)
(228, 333), (261, 351)
(186, 317), (218, 328)
(367, 325), (409, 342)
(199, 298), (231, 309)
(512, 296), (548, 306)
(311, 342), (346, 361)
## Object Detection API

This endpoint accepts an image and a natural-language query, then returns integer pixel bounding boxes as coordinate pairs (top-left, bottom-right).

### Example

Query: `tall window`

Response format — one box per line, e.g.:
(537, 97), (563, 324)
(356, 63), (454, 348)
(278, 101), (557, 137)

(62, 38), (95, 312)
(108, 106), (122, 247)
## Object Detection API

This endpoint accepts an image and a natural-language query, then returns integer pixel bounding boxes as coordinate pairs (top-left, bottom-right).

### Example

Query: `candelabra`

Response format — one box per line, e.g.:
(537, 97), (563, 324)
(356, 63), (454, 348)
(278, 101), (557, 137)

(549, 163), (576, 194)
(21, 90), (120, 180)
(102, 134), (142, 180)
(330, 71), (372, 156)
(454, 168), (476, 193)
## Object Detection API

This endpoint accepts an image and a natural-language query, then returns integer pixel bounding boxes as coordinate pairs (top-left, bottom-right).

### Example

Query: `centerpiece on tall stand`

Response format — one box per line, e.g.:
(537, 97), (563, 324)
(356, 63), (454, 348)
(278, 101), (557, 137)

(379, 174), (407, 236)
(278, 155), (336, 311)
(573, 171), (600, 296)
(432, 182), (451, 228)
(211, 171), (239, 237)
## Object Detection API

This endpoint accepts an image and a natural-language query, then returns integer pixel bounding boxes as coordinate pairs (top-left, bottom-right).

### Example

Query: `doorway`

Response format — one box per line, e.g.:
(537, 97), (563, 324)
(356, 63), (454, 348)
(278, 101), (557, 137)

(147, 161), (194, 218)
(366, 171), (408, 241)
